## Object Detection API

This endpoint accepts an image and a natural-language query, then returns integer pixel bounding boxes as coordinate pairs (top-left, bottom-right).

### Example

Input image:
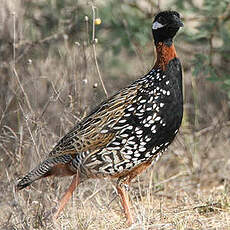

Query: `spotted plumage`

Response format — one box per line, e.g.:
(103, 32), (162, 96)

(16, 10), (184, 226)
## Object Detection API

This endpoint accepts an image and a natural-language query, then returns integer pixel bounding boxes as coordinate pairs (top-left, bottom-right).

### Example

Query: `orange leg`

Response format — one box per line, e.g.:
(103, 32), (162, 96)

(116, 184), (133, 226)
(115, 161), (152, 225)
(53, 174), (79, 219)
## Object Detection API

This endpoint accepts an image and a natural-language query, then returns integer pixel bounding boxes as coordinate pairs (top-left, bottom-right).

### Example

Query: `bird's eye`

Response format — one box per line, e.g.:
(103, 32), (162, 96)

(174, 12), (180, 18)
(157, 16), (164, 23)
(157, 15), (168, 25)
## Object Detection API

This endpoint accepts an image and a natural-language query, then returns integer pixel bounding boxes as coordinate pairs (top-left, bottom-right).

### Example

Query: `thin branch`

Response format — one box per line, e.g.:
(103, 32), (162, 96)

(13, 11), (16, 66)
(92, 5), (96, 43)
(12, 67), (33, 114)
(91, 5), (108, 98)
(92, 45), (108, 98)
(0, 95), (16, 129)
(18, 103), (40, 159)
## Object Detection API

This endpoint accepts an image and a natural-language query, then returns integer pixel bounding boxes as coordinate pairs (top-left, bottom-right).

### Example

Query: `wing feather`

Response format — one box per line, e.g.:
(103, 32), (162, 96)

(48, 84), (141, 157)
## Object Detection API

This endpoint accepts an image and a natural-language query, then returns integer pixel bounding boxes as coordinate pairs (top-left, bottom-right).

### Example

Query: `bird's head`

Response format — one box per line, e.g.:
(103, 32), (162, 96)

(152, 11), (183, 45)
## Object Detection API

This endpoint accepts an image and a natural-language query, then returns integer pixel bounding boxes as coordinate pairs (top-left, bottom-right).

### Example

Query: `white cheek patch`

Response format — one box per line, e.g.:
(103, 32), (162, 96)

(152, 21), (165, 30)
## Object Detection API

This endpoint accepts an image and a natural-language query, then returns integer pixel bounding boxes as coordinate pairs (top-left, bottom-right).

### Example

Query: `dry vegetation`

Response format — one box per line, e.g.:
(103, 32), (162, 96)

(1, 0), (230, 229)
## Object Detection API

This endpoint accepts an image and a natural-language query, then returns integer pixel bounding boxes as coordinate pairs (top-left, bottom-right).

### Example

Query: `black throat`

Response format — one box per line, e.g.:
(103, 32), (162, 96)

(155, 38), (173, 47)
(153, 27), (179, 47)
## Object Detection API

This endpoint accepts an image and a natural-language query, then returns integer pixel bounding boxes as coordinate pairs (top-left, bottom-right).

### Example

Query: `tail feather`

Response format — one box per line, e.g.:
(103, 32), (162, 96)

(16, 155), (74, 190)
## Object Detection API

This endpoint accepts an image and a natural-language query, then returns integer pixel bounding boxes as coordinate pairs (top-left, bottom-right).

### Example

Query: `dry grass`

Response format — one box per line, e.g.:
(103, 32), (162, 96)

(1, 1), (230, 230)
(1, 126), (230, 230)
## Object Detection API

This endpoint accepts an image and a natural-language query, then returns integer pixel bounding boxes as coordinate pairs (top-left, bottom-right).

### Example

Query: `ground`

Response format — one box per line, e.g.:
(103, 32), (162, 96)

(1, 126), (230, 230)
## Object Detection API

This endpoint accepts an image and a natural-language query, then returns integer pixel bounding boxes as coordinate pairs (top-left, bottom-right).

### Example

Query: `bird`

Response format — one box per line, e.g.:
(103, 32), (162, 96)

(16, 10), (184, 225)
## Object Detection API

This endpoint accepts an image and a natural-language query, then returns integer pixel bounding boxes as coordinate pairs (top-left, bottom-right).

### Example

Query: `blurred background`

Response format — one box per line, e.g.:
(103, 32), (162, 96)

(1, 0), (230, 229)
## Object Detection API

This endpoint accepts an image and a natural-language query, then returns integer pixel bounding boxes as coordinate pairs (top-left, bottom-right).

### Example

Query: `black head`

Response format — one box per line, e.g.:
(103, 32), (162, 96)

(152, 11), (183, 45)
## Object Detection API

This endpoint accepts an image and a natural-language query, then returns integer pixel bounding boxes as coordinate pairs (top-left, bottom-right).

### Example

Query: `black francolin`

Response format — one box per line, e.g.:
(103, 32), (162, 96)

(17, 10), (184, 225)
